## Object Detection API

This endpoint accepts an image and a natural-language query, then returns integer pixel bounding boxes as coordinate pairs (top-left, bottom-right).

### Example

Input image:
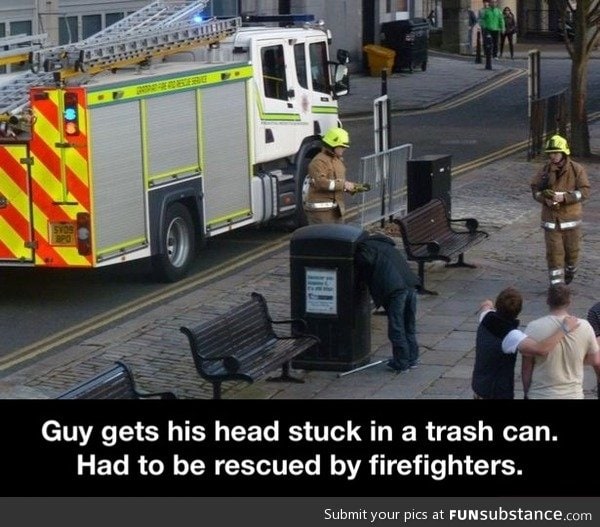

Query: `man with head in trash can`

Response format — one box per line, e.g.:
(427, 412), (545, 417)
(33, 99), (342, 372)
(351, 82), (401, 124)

(355, 233), (421, 373)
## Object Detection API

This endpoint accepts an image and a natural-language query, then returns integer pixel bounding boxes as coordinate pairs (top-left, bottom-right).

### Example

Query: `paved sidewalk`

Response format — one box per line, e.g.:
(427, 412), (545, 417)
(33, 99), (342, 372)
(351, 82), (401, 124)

(1, 44), (598, 399)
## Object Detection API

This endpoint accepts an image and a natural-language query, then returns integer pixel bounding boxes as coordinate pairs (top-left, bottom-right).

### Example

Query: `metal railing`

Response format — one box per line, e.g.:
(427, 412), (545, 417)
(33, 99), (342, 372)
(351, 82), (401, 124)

(353, 143), (412, 227)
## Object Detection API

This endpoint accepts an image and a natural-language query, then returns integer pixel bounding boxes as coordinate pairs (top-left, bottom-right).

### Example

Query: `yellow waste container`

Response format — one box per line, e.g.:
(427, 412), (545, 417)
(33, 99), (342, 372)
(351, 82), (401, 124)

(363, 44), (396, 77)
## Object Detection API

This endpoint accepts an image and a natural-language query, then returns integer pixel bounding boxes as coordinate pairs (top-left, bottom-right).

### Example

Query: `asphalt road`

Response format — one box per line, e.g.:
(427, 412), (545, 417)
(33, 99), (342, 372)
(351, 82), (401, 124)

(343, 58), (600, 170)
(1, 57), (598, 360)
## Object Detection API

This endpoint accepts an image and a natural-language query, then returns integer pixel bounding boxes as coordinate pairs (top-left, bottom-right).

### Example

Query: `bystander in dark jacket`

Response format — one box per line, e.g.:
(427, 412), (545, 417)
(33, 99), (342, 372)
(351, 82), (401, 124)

(500, 7), (517, 59)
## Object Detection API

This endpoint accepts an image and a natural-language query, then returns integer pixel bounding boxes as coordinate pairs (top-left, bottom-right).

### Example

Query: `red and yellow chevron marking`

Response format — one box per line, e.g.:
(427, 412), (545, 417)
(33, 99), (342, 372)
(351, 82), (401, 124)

(0, 144), (33, 261)
(28, 87), (93, 267)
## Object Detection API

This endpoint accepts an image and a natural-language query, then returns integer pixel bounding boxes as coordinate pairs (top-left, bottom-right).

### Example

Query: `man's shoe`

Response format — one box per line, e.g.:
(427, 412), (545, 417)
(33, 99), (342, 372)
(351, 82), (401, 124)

(387, 360), (410, 373)
(409, 362), (419, 370)
(565, 266), (576, 284)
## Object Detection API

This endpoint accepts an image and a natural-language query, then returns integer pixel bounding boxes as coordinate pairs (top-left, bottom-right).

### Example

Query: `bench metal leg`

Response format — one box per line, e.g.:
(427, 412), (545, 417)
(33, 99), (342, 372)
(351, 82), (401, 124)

(416, 261), (438, 296)
(267, 362), (305, 384)
(445, 253), (477, 269)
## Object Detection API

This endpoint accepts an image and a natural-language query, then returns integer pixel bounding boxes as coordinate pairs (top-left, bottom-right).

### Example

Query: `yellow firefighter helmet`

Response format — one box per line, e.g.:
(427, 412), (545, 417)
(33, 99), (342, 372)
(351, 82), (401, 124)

(322, 127), (350, 149)
(545, 134), (570, 156)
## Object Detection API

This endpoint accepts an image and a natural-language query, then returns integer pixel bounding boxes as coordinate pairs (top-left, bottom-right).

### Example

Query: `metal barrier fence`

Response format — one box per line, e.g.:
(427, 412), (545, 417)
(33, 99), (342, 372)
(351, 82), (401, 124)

(528, 89), (568, 159)
(353, 143), (413, 227)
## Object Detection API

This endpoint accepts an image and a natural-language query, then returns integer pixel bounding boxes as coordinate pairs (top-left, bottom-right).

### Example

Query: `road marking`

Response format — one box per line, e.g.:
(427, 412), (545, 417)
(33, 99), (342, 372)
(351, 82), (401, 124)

(453, 138), (530, 176)
(0, 237), (291, 371)
(448, 110), (600, 176)
(344, 68), (526, 122)
(404, 68), (527, 115)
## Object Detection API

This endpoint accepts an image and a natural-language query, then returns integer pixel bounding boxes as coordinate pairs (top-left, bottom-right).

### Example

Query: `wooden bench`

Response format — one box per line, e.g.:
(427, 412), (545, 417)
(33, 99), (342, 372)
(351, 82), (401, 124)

(394, 198), (489, 295)
(180, 292), (319, 399)
(56, 361), (177, 399)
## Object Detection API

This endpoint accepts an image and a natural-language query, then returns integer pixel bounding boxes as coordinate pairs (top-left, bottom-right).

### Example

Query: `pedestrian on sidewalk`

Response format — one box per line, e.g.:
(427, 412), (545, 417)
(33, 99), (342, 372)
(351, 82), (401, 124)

(303, 127), (356, 224)
(530, 134), (591, 285)
(479, 0), (504, 58)
(467, 9), (478, 54)
(471, 286), (579, 399)
(500, 6), (517, 59)
(355, 233), (420, 373)
(586, 302), (600, 399)
(522, 284), (599, 399)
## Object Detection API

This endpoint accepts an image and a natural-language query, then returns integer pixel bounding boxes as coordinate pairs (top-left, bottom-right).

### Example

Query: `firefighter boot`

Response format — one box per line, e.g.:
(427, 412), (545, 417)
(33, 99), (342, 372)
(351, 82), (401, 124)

(548, 267), (564, 285)
(564, 265), (577, 285)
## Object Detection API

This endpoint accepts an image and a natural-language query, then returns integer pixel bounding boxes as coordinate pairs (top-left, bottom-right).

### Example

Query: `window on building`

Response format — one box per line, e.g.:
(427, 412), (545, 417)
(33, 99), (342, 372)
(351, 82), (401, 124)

(386, 0), (408, 12)
(9, 20), (32, 36)
(294, 44), (308, 89)
(195, 0), (238, 17)
(261, 45), (288, 100)
(106, 13), (125, 27)
(59, 16), (79, 44)
(210, 0), (238, 17)
(0, 23), (5, 74)
(82, 15), (102, 39)
(8, 21), (32, 72)
(309, 41), (329, 94)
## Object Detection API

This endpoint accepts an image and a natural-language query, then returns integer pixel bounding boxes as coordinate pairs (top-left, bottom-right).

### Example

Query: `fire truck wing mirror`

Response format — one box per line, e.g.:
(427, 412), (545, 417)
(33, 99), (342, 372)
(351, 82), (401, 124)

(333, 64), (349, 98)
(337, 49), (350, 64)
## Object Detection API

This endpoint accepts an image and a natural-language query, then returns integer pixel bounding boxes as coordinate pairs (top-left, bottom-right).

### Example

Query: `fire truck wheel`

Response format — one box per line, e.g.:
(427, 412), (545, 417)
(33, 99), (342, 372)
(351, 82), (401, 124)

(152, 202), (195, 282)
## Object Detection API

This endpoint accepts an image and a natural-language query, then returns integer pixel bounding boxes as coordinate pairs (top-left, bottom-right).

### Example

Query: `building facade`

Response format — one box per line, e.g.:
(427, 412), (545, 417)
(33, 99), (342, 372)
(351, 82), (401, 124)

(1, 0), (545, 74)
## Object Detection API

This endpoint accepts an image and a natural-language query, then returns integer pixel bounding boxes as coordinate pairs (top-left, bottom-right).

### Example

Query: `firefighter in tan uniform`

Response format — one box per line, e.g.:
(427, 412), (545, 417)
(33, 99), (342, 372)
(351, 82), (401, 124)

(531, 135), (591, 285)
(303, 127), (356, 224)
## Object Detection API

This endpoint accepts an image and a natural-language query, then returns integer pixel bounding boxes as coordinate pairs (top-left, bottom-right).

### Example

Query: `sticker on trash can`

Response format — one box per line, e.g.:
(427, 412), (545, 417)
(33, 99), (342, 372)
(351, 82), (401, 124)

(305, 268), (337, 315)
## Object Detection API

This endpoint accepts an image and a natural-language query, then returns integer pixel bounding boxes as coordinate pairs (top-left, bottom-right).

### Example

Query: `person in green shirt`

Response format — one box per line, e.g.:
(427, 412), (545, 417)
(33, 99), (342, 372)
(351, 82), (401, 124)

(480, 0), (505, 58)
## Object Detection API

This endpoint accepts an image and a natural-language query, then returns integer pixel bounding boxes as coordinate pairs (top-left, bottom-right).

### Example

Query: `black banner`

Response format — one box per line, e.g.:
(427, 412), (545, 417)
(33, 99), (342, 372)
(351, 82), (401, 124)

(0, 399), (594, 497)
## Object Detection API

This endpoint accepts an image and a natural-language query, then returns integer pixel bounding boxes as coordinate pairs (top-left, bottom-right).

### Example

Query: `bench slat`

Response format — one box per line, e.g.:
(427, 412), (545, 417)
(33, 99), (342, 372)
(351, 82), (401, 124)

(394, 198), (488, 294)
(181, 292), (318, 399)
(56, 361), (177, 400)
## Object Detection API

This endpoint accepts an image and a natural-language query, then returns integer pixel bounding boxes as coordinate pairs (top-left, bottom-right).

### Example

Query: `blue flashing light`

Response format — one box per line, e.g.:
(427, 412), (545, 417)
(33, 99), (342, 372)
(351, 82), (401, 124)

(64, 107), (77, 121)
(63, 91), (80, 136)
(193, 14), (204, 24)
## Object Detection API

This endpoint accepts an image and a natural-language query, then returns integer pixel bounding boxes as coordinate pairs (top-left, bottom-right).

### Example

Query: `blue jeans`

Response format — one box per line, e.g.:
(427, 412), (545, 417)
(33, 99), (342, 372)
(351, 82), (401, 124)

(385, 289), (419, 369)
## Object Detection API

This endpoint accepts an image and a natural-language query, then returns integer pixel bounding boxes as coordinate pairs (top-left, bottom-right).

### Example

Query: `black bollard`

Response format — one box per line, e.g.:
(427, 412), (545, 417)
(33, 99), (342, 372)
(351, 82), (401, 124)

(483, 32), (493, 70)
(475, 31), (482, 64)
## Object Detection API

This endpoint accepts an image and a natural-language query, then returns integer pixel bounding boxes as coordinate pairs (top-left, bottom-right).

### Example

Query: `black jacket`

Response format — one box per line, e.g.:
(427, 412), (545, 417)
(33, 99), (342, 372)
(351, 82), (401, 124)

(472, 311), (519, 399)
(355, 234), (420, 307)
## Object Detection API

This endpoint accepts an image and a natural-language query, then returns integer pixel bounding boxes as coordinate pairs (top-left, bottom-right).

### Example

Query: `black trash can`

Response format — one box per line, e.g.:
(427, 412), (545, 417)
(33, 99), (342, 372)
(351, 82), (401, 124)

(290, 224), (371, 371)
(407, 154), (452, 214)
(380, 18), (429, 73)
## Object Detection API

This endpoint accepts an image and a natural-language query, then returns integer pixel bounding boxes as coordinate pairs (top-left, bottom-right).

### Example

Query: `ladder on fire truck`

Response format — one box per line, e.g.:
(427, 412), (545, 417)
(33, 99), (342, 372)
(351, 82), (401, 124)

(1, 0), (240, 119)
(31, 0), (240, 79)
(0, 33), (47, 68)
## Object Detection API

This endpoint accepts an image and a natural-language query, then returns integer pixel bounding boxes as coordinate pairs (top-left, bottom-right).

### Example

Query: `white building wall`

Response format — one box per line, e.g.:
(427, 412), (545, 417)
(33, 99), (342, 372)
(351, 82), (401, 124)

(289, 0), (362, 71)
(0, 1), (35, 28)
(240, 0), (278, 15)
